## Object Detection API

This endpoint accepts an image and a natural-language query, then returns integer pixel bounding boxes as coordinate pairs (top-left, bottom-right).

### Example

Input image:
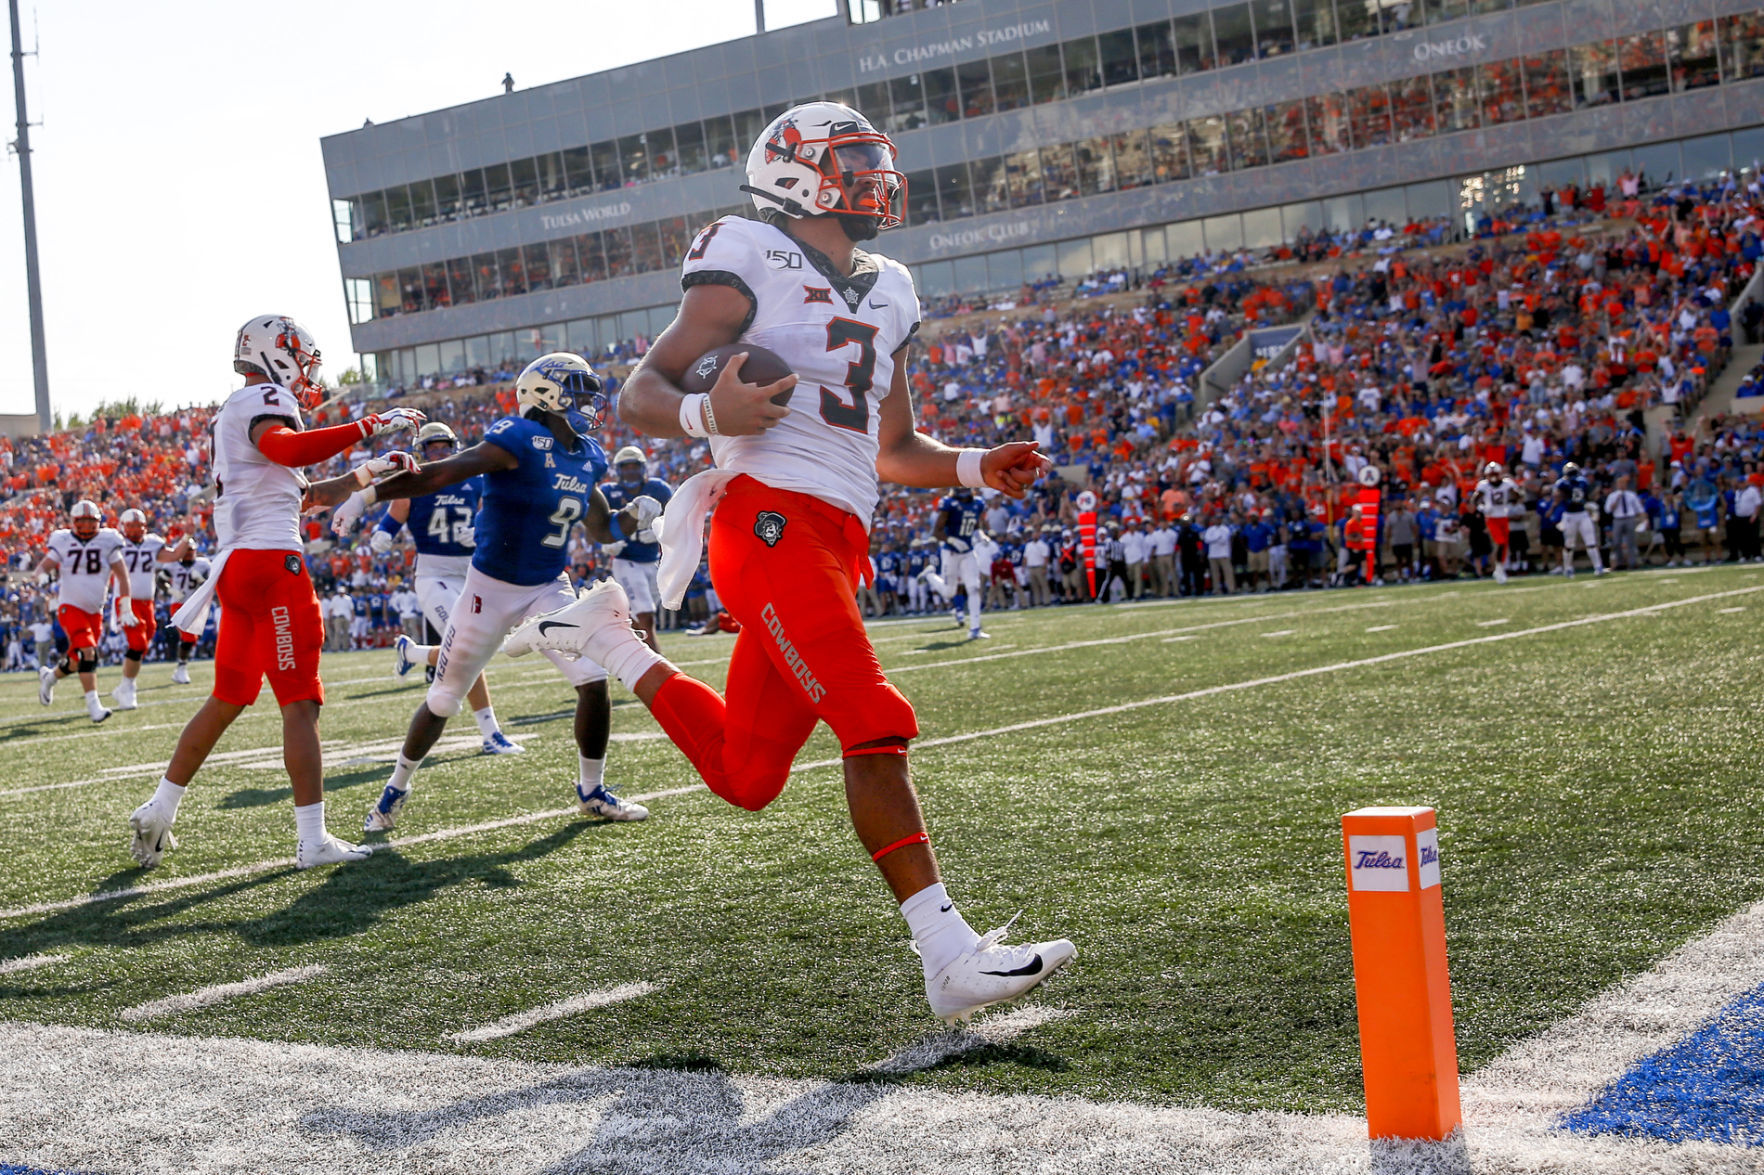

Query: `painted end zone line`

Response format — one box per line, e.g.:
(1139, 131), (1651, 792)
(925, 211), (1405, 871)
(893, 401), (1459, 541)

(0, 952), (66, 976)
(119, 964), (331, 1023)
(449, 982), (661, 1044)
(2, 586), (1752, 925)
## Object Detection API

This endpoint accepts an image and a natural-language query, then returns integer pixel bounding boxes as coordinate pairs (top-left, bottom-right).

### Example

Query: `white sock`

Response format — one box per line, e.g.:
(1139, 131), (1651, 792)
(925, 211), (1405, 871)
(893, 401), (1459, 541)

(406, 641), (436, 658)
(388, 753), (421, 794)
(84, 689), (100, 707)
(900, 882), (980, 976)
(578, 755), (605, 795)
(599, 636), (667, 692)
(152, 777), (187, 819)
(473, 706), (500, 738)
(294, 801), (326, 846)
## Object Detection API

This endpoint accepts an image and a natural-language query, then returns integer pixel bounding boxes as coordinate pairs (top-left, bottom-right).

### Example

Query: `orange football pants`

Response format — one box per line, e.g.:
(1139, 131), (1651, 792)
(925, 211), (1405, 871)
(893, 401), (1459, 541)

(650, 475), (918, 811)
(212, 549), (326, 708)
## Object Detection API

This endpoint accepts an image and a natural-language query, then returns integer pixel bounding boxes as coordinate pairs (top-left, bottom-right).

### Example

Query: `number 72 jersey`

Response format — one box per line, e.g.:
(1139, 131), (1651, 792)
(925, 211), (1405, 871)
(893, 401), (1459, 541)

(681, 215), (921, 523)
(472, 415), (607, 586)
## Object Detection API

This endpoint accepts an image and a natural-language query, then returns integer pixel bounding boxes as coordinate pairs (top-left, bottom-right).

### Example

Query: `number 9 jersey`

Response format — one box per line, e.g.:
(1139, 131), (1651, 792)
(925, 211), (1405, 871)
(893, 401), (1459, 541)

(681, 215), (920, 523)
(472, 416), (607, 586)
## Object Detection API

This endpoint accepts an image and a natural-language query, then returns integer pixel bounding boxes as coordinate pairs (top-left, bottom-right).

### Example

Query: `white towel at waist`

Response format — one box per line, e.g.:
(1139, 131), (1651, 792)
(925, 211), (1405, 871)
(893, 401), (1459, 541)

(172, 549), (232, 633)
(656, 469), (741, 610)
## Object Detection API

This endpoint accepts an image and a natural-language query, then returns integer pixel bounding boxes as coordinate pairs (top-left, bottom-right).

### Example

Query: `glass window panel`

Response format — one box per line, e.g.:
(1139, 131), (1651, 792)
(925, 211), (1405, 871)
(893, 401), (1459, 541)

(1478, 60), (1526, 125)
(918, 260), (954, 299)
(397, 266), (424, 313)
(550, 238), (580, 288)
(1723, 12), (1764, 81)
(483, 162), (514, 211)
(617, 133), (650, 184)
(887, 73), (926, 132)
(1057, 236), (1093, 279)
(991, 51), (1031, 111)
(673, 122), (707, 175)
(658, 216), (694, 265)
(1406, 178), (1454, 220)
(987, 250), (1024, 290)
(1295, 0), (1339, 49)
(1213, 4), (1256, 66)
(704, 115), (739, 170)
(415, 344), (439, 378)
(438, 338), (465, 374)
(465, 335), (490, 369)
(458, 169), (486, 218)
(1140, 226), (1168, 266)
(574, 233), (606, 282)
(1026, 44), (1065, 104)
(951, 253), (988, 294)
(1681, 132), (1732, 179)
(1041, 143), (1079, 201)
(648, 127), (679, 180)
(855, 82), (892, 125)
(1137, 20), (1177, 79)
(428, 174), (459, 223)
(373, 273), (400, 318)
(1092, 231), (1131, 269)
(1063, 36), (1104, 95)
(732, 109), (768, 156)
(1004, 148), (1043, 206)
(601, 226), (635, 278)
(1425, 0), (1509, 21)
(956, 58), (994, 117)
(1632, 141), (1680, 187)
(1166, 220), (1205, 261)
(1021, 243), (1057, 283)
(1227, 107), (1271, 169)
(905, 168), (940, 224)
(407, 178), (437, 227)
(1242, 207), (1283, 248)
(1251, 0), (1296, 58)
(1734, 126), (1764, 173)
(489, 331), (519, 365)
(1283, 200), (1325, 236)
(970, 156), (1010, 213)
(1113, 129), (1155, 188)
(590, 140), (621, 190)
(1378, 0), (1418, 32)
(630, 221), (664, 273)
(1364, 186), (1407, 226)
(361, 190), (388, 237)
(469, 252), (499, 300)
(923, 68), (960, 124)
(935, 161), (975, 218)
(561, 146), (593, 195)
(1669, 21), (1721, 92)
(1320, 192), (1363, 232)
(344, 277), (373, 324)
(1149, 122), (1192, 181)
(422, 261), (451, 309)
(1432, 66), (1480, 133)
(1390, 75), (1435, 141)
(1189, 115), (1229, 175)
(522, 243), (551, 291)
(495, 247), (526, 296)
(536, 152), (568, 201)
(1203, 213), (1244, 253)
(1267, 99), (1310, 161)
(384, 184), (413, 234)
(1571, 41), (1621, 109)
(1523, 50), (1571, 118)
(1099, 30), (1138, 86)
(1582, 149), (1629, 188)
(1335, 0), (1379, 42)
(1173, 13), (1215, 73)
(1349, 83), (1392, 147)
(1306, 93), (1353, 153)
(1076, 136), (1117, 195)
(510, 157), (540, 207)
(1619, 31), (1670, 101)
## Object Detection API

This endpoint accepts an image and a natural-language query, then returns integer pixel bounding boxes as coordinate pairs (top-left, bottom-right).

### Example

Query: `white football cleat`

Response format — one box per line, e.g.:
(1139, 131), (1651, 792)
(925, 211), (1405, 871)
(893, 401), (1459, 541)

(925, 916), (1076, 1025)
(88, 699), (113, 725)
(364, 784), (408, 832)
(481, 731), (525, 755)
(128, 800), (178, 869)
(297, 834), (372, 869)
(110, 680), (138, 710)
(576, 782), (649, 821)
(969, 627), (989, 640)
(171, 662), (191, 685)
(1493, 566), (1508, 585)
(38, 665), (55, 706)
(502, 579), (633, 663)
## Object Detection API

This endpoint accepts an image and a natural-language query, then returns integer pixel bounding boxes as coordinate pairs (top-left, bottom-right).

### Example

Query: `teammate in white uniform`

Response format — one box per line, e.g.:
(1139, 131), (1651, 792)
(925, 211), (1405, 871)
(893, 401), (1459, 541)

(167, 545), (212, 684)
(110, 508), (185, 710)
(34, 500), (135, 723)
(125, 315), (423, 871)
(505, 102), (1073, 1024)
(1469, 463), (1523, 584)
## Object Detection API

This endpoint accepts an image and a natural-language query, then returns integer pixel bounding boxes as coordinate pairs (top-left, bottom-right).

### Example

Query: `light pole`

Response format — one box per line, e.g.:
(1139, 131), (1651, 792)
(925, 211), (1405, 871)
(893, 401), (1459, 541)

(9, 0), (49, 434)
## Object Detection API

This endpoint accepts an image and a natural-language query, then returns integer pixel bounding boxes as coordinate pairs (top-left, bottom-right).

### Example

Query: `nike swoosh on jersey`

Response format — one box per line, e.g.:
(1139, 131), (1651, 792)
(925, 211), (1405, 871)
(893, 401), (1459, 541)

(979, 954), (1045, 977)
(869, 299), (889, 308)
(537, 621), (579, 636)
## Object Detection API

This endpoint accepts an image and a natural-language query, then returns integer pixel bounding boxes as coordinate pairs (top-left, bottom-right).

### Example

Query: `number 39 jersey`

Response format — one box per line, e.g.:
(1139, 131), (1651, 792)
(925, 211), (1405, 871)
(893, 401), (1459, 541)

(474, 416), (607, 586)
(46, 527), (126, 612)
(681, 215), (921, 524)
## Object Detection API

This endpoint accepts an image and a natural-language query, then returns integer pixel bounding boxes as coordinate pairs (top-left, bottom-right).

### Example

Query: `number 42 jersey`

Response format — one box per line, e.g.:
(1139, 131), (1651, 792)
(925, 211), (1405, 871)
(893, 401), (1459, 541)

(472, 416), (607, 586)
(681, 215), (921, 524)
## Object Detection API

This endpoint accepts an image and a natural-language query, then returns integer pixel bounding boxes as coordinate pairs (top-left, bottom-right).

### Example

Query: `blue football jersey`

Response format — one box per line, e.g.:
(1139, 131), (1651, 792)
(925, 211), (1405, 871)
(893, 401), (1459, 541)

(408, 479), (482, 557)
(1555, 474), (1592, 513)
(599, 476), (674, 564)
(937, 495), (985, 552)
(475, 416), (608, 586)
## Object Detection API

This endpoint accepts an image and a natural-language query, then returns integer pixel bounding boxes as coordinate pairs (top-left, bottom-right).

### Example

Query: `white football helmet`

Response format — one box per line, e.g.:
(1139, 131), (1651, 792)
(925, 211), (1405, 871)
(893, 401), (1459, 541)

(70, 499), (103, 540)
(1485, 462), (1504, 478)
(744, 101), (905, 232)
(119, 508), (147, 542)
(613, 445), (646, 488)
(515, 353), (605, 428)
(235, 315), (325, 408)
(415, 421), (459, 456)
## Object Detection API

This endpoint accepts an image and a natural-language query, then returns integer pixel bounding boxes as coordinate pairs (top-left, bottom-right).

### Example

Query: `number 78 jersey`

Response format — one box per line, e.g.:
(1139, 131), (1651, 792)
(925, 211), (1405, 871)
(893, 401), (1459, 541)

(682, 215), (921, 523)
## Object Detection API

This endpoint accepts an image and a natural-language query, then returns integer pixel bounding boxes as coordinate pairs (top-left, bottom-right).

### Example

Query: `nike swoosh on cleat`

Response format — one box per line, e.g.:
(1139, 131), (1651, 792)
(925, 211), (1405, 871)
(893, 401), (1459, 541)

(940, 903), (953, 913)
(537, 621), (579, 636)
(979, 954), (1044, 978)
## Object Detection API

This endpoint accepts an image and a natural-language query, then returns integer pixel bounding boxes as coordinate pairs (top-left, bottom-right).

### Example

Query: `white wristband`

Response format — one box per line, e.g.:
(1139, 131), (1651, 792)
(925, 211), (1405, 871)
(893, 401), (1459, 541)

(359, 485), (379, 507)
(956, 448), (987, 489)
(680, 393), (710, 438)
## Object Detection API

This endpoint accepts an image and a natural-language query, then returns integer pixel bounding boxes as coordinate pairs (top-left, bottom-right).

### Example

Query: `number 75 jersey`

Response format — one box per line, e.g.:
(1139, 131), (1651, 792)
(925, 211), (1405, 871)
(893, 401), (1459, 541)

(472, 416), (607, 586)
(681, 215), (921, 523)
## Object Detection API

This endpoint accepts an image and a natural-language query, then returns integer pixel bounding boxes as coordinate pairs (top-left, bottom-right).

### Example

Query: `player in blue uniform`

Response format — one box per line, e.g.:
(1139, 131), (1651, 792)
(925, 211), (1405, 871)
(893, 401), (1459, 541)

(1552, 461), (1606, 577)
(600, 446), (674, 652)
(365, 422), (521, 754)
(919, 488), (989, 638)
(317, 355), (663, 831)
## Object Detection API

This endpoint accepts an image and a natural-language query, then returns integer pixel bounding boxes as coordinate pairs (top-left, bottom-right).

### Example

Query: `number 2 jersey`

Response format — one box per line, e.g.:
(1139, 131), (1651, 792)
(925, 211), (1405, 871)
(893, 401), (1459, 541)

(681, 214), (921, 524)
(473, 416), (607, 586)
(211, 381), (307, 551)
(407, 478), (482, 579)
(46, 527), (126, 612)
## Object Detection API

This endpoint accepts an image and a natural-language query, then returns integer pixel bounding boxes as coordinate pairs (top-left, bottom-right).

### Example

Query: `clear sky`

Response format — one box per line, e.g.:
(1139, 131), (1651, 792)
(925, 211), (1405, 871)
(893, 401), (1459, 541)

(0, 0), (837, 420)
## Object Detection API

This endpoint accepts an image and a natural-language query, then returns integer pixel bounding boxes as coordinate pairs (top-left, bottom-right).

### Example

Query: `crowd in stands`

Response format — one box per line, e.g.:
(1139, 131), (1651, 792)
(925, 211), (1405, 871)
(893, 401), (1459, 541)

(3, 167), (1761, 663)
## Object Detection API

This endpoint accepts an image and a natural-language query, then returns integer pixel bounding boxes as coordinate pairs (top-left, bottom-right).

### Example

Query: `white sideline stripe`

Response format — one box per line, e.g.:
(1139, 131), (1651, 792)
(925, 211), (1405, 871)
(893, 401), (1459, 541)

(1717, 606), (1746, 613)
(1160, 634), (1196, 643)
(1365, 624), (1398, 632)
(118, 964), (330, 1023)
(0, 951), (67, 976)
(870, 1006), (1073, 1075)
(1260, 629), (1296, 638)
(1477, 617), (1512, 627)
(448, 982), (661, 1044)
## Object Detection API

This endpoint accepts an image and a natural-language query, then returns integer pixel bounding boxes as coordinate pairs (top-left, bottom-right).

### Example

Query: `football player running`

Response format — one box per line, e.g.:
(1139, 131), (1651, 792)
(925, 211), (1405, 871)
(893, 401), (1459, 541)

(363, 421), (522, 755)
(167, 543), (212, 684)
(110, 509), (186, 710)
(503, 102), (1074, 1024)
(125, 316), (423, 871)
(920, 487), (990, 638)
(1469, 463), (1522, 585)
(1553, 461), (1607, 577)
(319, 354), (658, 832)
(34, 500), (135, 724)
(600, 446), (674, 651)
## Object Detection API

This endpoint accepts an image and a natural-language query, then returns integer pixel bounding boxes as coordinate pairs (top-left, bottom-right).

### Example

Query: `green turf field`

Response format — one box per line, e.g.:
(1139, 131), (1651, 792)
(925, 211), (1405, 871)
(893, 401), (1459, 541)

(2, 565), (1761, 1113)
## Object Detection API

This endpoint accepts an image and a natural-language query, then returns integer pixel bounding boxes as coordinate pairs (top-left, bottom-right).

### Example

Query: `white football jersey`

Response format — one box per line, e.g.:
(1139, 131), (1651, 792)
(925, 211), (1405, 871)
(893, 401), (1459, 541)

(168, 556), (212, 602)
(46, 527), (126, 613)
(680, 215), (921, 523)
(1472, 479), (1523, 519)
(119, 534), (167, 597)
(211, 382), (306, 550)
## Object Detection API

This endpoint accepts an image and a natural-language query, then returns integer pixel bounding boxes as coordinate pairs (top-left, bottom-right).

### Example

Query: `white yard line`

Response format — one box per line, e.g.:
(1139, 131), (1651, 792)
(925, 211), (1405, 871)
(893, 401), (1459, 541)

(870, 1006), (1074, 1075)
(1260, 630), (1296, 638)
(0, 952), (67, 976)
(118, 964), (331, 1023)
(448, 982), (661, 1044)
(1476, 617), (1512, 627)
(1717, 606), (1746, 614)
(1365, 624), (1398, 633)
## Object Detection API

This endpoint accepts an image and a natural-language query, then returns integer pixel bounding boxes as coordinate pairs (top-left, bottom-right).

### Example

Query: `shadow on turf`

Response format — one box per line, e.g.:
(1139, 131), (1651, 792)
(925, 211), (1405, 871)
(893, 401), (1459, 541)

(219, 751), (488, 810)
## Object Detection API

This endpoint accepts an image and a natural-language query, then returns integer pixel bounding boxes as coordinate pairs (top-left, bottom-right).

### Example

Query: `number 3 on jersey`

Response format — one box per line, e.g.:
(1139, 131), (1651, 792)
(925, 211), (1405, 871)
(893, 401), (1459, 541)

(821, 318), (878, 433)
